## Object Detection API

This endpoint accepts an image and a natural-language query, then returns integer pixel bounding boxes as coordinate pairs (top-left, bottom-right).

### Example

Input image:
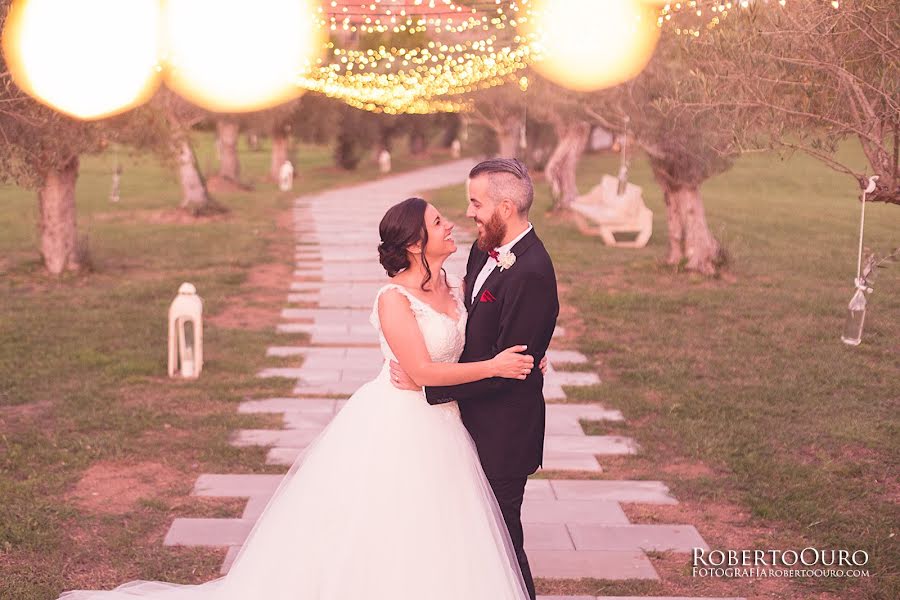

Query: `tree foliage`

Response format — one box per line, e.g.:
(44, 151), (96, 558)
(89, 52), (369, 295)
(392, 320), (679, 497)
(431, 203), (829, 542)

(680, 0), (899, 204)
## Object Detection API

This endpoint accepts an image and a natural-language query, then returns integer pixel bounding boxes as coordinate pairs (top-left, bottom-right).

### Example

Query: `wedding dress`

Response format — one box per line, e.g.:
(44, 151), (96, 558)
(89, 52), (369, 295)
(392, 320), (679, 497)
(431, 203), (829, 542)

(59, 276), (529, 600)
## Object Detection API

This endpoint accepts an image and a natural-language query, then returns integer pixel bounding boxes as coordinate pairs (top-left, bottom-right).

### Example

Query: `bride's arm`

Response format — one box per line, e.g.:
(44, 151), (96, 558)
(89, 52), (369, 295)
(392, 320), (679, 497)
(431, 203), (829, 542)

(378, 289), (532, 387)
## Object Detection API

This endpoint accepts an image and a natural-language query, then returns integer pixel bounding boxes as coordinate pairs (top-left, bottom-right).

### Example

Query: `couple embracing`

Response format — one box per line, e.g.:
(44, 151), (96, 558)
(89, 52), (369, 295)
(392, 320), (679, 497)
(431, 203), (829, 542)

(59, 158), (559, 600)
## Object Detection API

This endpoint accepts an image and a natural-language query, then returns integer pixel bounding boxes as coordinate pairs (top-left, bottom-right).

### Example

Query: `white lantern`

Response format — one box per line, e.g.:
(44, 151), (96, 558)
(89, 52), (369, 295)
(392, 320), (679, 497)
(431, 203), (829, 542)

(278, 160), (295, 192)
(450, 139), (461, 158)
(378, 149), (392, 174)
(168, 282), (204, 378)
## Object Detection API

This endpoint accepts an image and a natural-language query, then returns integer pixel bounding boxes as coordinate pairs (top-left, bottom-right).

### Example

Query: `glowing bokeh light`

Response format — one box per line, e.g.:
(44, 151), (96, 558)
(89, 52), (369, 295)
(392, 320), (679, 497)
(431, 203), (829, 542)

(162, 0), (324, 112)
(523, 0), (661, 92)
(1, 0), (162, 120)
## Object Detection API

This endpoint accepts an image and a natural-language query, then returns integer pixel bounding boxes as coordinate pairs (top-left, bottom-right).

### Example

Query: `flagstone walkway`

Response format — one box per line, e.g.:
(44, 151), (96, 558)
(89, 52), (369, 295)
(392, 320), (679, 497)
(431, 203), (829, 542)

(164, 160), (743, 600)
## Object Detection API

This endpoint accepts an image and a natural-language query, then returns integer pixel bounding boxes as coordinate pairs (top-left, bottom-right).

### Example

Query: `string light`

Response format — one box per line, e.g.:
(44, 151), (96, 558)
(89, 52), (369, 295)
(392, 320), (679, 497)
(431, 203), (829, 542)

(298, 0), (535, 113)
(657, 0), (843, 38)
(304, 0), (845, 112)
(2, 0), (847, 117)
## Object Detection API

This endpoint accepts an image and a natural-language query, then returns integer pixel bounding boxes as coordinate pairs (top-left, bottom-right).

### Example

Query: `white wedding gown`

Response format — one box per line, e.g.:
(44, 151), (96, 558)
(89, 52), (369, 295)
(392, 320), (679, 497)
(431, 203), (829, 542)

(59, 278), (529, 600)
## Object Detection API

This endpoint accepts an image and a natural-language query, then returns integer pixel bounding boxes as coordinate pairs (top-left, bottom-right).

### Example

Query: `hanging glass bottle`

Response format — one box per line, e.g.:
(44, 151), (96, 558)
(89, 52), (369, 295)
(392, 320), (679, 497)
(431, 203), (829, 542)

(841, 175), (878, 346)
(841, 283), (867, 346)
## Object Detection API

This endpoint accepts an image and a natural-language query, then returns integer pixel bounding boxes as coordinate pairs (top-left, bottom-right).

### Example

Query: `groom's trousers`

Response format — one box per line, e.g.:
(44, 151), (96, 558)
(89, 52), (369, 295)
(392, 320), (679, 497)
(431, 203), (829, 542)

(488, 476), (536, 600)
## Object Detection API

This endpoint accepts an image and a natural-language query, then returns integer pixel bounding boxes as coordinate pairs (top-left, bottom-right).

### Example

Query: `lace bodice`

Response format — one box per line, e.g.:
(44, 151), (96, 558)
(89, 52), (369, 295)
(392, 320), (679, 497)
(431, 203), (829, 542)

(369, 274), (467, 365)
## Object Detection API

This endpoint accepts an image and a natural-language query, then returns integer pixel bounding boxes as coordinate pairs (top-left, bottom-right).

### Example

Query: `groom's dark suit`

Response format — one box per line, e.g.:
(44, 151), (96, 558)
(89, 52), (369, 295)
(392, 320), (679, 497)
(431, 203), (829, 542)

(425, 227), (558, 600)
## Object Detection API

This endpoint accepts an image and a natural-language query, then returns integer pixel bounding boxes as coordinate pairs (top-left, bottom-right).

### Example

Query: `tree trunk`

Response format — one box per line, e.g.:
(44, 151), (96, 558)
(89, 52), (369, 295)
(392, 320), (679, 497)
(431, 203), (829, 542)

(38, 156), (81, 275)
(270, 126), (291, 181)
(657, 177), (723, 275)
(545, 120), (591, 211)
(176, 135), (219, 215)
(660, 187), (685, 265)
(216, 118), (241, 183)
(409, 125), (428, 156)
(440, 113), (461, 148)
(496, 114), (522, 159)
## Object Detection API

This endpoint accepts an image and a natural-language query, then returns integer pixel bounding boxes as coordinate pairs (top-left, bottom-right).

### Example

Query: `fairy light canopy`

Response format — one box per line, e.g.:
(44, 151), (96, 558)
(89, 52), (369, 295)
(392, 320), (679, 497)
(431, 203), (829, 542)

(1, 0), (844, 118)
(302, 0), (535, 114)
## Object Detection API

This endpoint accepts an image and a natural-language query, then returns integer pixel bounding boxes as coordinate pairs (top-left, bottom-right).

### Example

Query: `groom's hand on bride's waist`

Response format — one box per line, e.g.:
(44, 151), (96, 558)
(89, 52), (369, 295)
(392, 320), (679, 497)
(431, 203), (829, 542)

(539, 355), (549, 375)
(389, 361), (422, 391)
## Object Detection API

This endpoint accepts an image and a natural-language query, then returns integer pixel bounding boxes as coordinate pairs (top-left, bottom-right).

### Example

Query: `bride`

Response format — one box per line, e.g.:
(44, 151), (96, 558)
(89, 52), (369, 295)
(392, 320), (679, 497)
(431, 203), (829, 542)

(58, 197), (544, 600)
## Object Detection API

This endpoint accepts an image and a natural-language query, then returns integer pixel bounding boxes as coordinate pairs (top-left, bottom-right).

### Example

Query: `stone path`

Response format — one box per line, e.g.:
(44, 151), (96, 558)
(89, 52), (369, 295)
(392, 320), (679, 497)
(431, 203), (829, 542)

(163, 160), (742, 599)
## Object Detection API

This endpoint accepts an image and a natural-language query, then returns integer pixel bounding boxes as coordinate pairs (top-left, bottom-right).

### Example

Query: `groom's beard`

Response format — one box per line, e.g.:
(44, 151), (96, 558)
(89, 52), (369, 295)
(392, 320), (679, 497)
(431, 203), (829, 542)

(476, 211), (507, 252)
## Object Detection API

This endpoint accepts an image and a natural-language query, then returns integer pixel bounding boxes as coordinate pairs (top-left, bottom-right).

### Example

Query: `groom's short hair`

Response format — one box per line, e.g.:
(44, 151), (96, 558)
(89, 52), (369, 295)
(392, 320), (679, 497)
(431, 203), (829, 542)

(469, 158), (533, 217)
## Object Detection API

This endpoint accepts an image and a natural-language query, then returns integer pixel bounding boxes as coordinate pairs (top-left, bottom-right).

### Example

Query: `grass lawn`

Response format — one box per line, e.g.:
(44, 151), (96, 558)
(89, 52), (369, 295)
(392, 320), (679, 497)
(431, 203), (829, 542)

(0, 131), (459, 599)
(428, 143), (899, 600)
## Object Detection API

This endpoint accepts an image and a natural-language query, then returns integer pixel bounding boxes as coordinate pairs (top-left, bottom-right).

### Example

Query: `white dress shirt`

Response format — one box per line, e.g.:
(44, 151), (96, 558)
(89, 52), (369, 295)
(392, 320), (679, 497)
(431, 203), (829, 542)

(470, 222), (533, 304)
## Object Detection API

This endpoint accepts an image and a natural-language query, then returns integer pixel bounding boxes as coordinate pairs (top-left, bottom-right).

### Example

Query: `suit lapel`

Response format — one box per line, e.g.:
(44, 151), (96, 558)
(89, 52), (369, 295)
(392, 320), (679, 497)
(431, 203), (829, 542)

(466, 251), (491, 313)
(468, 228), (540, 319)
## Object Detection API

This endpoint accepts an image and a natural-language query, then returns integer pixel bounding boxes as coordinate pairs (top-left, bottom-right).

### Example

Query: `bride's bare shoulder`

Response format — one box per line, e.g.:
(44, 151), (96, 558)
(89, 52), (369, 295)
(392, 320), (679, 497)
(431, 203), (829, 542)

(376, 283), (414, 314)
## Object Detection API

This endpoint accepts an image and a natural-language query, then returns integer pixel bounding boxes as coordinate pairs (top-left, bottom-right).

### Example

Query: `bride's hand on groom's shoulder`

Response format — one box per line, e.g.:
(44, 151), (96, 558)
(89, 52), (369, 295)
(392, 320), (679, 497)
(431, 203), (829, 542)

(389, 360), (422, 391)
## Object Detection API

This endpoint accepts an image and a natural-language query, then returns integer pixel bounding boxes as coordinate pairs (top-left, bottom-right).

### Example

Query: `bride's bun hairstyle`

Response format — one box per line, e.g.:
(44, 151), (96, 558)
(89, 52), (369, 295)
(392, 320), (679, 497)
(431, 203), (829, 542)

(378, 197), (439, 290)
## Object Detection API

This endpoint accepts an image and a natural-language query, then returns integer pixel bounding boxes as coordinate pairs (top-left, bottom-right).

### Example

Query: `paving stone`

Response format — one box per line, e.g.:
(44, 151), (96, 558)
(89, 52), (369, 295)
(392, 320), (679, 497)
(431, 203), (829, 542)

(164, 518), (253, 547)
(547, 403), (625, 422)
(231, 429), (320, 448)
(276, 323), (317, 334)
(292, 381), (368, 395)
(524, 523), (574, 550)
(523, 500), (629, 525)
(546, 349), (588, 364)
(544, 435), (637, 455)
(266, 346), (309, 357)
(524, 479), (556, 500)
(568, 524), (709, 553)
(275, 323), (375, 341)
(256, 367), (305, 379)
(279, 308), (370, 324)
(549, 370), (601, 387)
(529, 550), (658, 580)
(192, 473), (282, 498)
(545, 413), (590, 436)
(241, 496), (270, 521)
(220, 546), (241, 575)
(257, 368), (344, 385)
(550, 480), (678, 505)
(289, 281), (323, 291)
(539, 452), (601, 471)
(237, 398), (339, 414)
(281, 411), (333, 430)
(265, 447), (303, 465)
(543, 382), (567, 401)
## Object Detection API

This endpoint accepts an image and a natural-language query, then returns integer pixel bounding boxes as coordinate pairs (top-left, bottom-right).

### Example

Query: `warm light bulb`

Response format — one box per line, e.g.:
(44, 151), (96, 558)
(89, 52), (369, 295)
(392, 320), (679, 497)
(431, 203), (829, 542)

(162, 0), (324, 112)
(1, 0), (162, 120)
(522, 0), (661, 91)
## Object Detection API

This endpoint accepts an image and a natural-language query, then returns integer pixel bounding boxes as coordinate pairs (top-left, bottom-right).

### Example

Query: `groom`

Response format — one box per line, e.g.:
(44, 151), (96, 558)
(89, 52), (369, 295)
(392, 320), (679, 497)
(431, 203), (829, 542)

(391, 158), (559, 599)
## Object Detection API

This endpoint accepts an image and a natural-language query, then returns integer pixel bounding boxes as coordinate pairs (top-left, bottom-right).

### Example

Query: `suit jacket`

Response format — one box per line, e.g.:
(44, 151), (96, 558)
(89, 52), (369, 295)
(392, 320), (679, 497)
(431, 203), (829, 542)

(425, 228), (559, 478)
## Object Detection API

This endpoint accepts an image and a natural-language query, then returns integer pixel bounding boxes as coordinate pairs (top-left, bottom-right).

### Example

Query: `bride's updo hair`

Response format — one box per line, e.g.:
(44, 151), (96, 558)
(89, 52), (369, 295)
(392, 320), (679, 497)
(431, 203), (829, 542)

(378, 197), (443, 291)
